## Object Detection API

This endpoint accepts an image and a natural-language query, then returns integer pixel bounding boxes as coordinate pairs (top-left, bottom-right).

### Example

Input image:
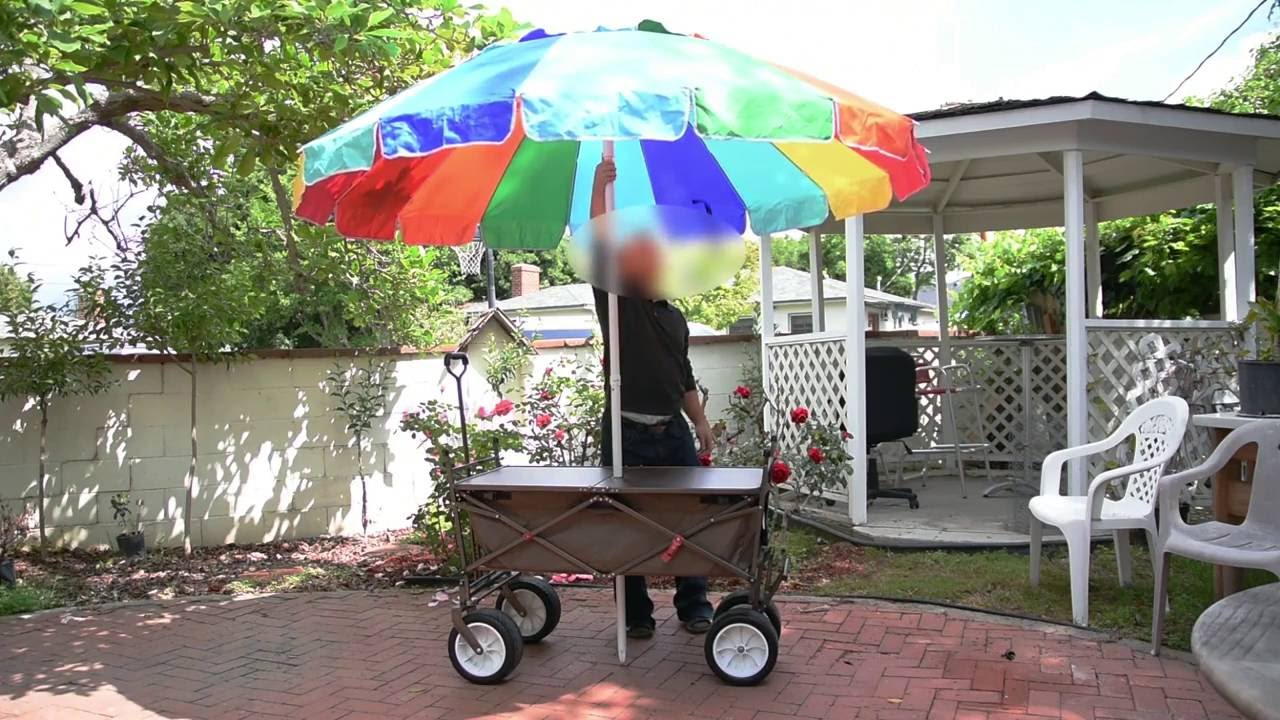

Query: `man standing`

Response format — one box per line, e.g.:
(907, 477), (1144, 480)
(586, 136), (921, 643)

(591, 158), (716, 638)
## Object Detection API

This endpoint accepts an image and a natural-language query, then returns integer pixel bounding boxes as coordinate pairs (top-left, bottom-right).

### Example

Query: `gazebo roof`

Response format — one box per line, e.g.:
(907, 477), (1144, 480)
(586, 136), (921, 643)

(813, 93), (1280, 235)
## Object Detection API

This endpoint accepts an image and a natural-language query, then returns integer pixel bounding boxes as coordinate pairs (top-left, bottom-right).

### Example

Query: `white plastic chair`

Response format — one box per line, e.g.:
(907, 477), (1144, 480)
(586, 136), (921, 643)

(1029, 396), (1189, 626)
(1150, 420), (1280, 655)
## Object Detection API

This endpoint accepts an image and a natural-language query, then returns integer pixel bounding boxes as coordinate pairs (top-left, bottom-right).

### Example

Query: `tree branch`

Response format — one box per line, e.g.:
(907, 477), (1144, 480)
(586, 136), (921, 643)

(102, 118), (202, 195)
(1, 87), (218, 195)
(50, 152), (85, 205)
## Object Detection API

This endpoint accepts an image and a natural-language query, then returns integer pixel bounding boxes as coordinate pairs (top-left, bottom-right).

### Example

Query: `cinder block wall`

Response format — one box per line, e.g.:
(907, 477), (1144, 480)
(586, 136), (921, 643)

(0, 337), (757, 548)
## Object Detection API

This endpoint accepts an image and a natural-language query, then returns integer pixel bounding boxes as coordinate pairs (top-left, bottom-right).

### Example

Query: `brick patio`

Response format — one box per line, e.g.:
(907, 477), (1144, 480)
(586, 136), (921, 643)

(0, 588), (1239, 720)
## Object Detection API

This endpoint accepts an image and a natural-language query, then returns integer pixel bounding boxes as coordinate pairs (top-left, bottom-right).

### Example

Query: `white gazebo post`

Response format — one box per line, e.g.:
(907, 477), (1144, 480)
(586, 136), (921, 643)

(845, 215), (869, 524)
(1216, 174), (1239, 321)
(1063, 150), (1088, 494)
(931, 215), (952, 366)
(760, 233), (775, 398)
(1085, 201), (1102, 318)
(808, 229), (826, 332)
(1233, 166), (1257, 348)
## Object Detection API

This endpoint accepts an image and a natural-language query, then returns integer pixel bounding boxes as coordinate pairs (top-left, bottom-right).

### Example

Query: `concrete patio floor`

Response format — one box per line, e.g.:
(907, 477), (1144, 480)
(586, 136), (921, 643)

(0, 587), (1238, 720)
(795, 473), (1049, 548)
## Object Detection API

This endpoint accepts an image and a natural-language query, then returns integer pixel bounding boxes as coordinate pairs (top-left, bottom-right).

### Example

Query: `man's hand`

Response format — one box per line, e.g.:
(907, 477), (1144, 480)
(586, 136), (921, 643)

(590, 159), (616, 220)
(594, 159), (617, 192)
(693, 418), (715, 454)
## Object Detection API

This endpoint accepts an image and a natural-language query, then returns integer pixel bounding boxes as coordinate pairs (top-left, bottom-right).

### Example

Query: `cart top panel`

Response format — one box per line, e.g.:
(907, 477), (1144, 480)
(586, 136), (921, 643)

(455, 466), (611, 492)
(457, 465), (763, 495)
(596, 466), (763, 494)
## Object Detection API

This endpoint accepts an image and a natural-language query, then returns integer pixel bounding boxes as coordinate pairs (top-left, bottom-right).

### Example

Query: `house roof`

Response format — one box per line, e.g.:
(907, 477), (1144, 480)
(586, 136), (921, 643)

(463, 283), (597, 314)
(763, 266), (933, 309)
(456, 308), (530, 351)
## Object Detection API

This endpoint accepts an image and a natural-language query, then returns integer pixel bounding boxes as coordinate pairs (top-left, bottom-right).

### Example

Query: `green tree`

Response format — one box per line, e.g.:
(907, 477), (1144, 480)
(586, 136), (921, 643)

(2, 0), (518, 350)
(1, 0), (519, 193)
(951, 229), (1066, 334)
(93, 198), (267, 553)
(675, 240), (762, 330)
(0, 256), (114, 546)
(325, 361), (391, 534)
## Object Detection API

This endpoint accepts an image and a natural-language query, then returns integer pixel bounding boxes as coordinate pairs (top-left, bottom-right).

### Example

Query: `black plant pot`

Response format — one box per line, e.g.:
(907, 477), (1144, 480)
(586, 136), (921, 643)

(1238, 360), (1280, 416)
(0, 558), (14, 587)
(116, 531), (146, 557)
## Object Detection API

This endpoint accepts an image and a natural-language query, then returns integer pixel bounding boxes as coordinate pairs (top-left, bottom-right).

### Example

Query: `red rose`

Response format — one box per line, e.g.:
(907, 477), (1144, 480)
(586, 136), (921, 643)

(842, 430), (852, 441)
(544, 367), (553, 377)
(554, 429), (567, 443)
(476, 406), (491, 419)
(493, 399), (514, 417)
(699, 452), (713, 466)
(790, 406), (809, 425)
(535, 413), (552, 429)
(808, 447), (825, 464)
(769, 461), (791, 484)
(733, 385), (752, 399)
(538, 390), (553, 401)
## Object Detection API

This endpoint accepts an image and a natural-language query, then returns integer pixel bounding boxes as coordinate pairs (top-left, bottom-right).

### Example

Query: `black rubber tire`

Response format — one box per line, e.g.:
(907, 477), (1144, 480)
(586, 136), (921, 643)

(447, 608), (523, 684)
(704, 606), (779, 686)
(714, 589), (782, 635)
(495, 576), (562, 643)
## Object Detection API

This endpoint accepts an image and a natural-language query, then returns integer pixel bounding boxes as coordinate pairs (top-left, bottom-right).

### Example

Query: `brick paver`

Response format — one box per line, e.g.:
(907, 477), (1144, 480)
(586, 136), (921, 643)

(0, 588), (1240, 719)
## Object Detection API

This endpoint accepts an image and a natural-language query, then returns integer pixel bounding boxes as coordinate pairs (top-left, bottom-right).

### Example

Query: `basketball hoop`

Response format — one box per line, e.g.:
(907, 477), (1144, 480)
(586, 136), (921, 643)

(452, 241), (486, 276)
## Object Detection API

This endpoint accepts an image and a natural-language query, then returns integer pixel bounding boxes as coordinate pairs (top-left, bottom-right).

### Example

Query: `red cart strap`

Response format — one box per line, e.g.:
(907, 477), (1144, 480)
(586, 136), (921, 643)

(660, 535), (685, 563)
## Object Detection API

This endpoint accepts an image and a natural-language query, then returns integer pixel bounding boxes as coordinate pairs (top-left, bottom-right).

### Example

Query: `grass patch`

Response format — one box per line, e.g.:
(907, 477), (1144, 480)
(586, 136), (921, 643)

(788, 528), (1275, 651)
(0, 584), (63, 616)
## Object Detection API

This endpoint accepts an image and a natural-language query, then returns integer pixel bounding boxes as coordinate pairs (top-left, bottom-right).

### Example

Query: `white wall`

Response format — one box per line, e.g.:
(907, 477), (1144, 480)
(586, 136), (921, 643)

(0, 336), (758, 549)
(773, 299), (929, 333)
(509, 307), (595, 333)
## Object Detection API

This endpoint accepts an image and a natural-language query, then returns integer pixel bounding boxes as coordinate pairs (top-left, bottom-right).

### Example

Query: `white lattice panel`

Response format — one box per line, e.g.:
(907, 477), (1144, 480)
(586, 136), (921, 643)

(766, 336), (1070, 466)
(1086, 326), (1239, 472)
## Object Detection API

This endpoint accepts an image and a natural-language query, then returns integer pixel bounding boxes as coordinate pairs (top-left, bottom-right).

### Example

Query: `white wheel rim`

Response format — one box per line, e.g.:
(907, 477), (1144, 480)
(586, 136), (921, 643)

(712, 622), (770, 679)
(454, 622), (506, 678)
(501, 589), (547, 637)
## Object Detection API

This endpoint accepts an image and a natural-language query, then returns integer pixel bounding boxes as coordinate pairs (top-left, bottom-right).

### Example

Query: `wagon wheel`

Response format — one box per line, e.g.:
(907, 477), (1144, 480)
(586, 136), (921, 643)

(495, 576), (562, 643)
(713, 589), (782, 635)
(448, 609), (524, 685)
(705, 606), (778, 686)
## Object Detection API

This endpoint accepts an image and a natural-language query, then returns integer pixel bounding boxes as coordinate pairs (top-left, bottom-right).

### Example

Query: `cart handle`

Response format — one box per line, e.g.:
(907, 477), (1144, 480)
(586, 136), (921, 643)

(444, 351), (469, 379)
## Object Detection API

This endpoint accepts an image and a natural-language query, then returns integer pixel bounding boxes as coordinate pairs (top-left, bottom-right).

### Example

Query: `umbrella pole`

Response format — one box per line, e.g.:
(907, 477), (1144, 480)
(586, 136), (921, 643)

(604, 140), (622, 481)
(602, 140), (628, 666)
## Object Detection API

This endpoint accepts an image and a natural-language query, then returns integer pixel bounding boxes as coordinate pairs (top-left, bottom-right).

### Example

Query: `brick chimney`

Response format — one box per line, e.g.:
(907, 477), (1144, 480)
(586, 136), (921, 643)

(511, 263), (541, 297)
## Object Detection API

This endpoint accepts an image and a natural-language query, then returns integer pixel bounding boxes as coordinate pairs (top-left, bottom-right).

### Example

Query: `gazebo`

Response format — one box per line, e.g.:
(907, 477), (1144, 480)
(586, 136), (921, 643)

(760, 93), (1280, 525)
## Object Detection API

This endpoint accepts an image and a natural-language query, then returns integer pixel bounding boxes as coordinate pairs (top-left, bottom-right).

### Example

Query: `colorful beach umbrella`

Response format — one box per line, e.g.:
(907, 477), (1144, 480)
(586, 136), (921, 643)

(293, 20), (931, 248)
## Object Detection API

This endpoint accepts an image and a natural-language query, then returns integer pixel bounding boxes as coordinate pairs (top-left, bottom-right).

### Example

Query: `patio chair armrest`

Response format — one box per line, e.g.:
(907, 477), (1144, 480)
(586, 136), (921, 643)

(1039, 434), (1126, 496)
(1084, 456), (1167, 518)
(1155, 465), (1213, 536)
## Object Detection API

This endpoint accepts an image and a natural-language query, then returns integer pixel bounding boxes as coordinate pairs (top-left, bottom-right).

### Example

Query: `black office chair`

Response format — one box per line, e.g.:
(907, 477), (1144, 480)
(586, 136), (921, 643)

(863, 347), (920, 509)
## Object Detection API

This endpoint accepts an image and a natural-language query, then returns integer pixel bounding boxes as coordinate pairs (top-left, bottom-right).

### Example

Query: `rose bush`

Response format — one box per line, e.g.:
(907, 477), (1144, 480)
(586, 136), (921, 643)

(400, 353), (604, 570)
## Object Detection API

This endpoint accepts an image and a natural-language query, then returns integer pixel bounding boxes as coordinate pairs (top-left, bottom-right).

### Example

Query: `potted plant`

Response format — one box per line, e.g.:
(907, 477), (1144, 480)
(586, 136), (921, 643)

(1239, 296), (1280, 416)
(111, 493), (146, 557)
(0, 502), (31, 586)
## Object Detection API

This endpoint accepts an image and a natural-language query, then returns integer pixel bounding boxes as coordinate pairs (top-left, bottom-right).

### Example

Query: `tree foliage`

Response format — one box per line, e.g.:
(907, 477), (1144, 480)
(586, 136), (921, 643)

(675, 239), (761, 330)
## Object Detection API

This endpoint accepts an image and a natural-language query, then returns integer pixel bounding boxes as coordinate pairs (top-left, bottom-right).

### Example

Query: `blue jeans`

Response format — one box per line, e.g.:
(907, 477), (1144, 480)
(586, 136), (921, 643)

(601, 415), (714, 627)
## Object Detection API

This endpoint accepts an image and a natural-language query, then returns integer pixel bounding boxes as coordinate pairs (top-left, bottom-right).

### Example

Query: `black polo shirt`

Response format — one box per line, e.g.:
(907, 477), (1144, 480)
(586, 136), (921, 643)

(594, 288), (696, 417)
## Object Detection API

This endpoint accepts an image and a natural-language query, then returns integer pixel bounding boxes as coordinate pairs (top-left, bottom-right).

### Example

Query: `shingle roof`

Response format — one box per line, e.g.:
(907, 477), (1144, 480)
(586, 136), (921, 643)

(908, 91), (1278, 122)
(463, 283), (597, 313)
(763, 267), (933, 309)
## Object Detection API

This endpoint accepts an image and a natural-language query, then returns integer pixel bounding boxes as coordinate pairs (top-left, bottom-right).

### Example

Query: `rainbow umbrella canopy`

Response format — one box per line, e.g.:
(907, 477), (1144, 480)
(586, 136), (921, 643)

(294, 20), (931, 248)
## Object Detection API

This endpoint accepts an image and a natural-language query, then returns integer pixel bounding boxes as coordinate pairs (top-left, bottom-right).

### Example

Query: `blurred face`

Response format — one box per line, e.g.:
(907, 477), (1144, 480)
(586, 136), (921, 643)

(617, 233), (661, 298)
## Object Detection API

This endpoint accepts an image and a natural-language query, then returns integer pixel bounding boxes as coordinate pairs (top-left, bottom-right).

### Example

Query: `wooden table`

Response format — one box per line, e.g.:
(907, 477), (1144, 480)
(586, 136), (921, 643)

(1191, 413), (1259, 599)
(1192, 583), (1280, 720)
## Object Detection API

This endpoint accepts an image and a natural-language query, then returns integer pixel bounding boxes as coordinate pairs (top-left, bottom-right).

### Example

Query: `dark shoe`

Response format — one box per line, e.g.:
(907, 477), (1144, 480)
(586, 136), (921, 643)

(626, 622), (655, 639)
(682, 616), (712, 634)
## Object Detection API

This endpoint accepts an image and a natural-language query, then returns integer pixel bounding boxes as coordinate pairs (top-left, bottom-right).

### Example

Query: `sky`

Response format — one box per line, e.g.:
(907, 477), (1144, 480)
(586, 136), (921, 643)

(2, 0), (1274, 302)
